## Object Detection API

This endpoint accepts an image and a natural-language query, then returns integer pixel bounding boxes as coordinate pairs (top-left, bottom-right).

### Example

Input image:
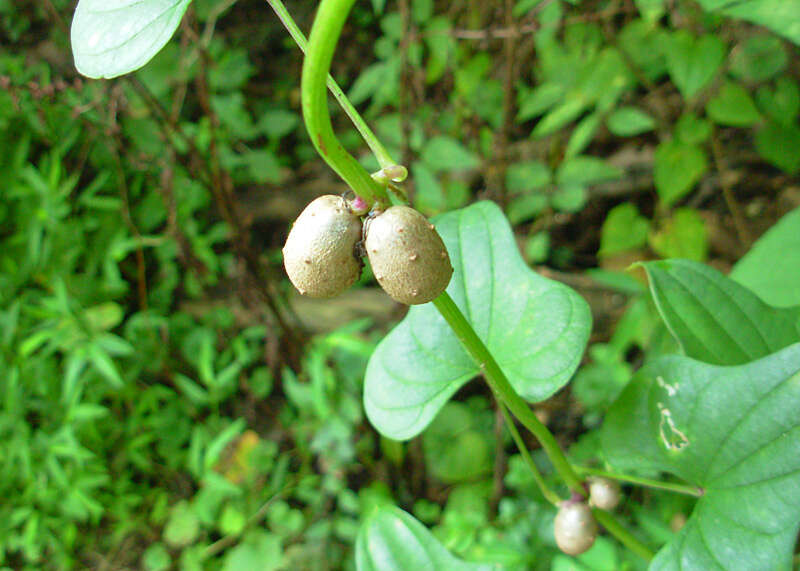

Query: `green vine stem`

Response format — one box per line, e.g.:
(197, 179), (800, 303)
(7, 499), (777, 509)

(498, 402), (562, 505)
(432, 292), (585, 495)
(299, 1), (657, 561)
(577, 466), (704, 497)
(265, 0), (397, 170)
(300, 0), (389, 204)
(592, 509), (655, 560)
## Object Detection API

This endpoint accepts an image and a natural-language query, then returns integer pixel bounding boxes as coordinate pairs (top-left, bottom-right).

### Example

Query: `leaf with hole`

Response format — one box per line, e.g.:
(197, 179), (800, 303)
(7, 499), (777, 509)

(70, 0), (192, 79)
(364, 201), (591, 439)
(602, 344), (800, 569)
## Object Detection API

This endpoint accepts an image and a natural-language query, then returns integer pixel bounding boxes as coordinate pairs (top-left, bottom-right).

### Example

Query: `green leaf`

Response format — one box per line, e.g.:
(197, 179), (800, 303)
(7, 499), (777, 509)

(525, 231), (551, 263)
(421, 136), (481, 172)
(635, 0), (665, 21)
(223, 530), (283, 571)
(696, 0), (800, 46)
(349, 62), (391, 106)
(423, 402), (493, 483)
(551, 184), (588, 213)
(565, 112), (602, 158)
(142, 543), (171, 571)
(664, 31), (726, 100)
(87, 344), (124, 388)
(674, 113), (712, 145)
(164, 501), (200, 548)
(653, 140), (708, 206)
(755, 121), (800, 174)
(356, 506), (494, 570)
(257, 109), (299, 140)
(517, 83), (565, 122)
(729, 35), (788, 82)
(756, 77), (800, 126)
(731, 206), (800, 307)
(619, 20), (669, 82)
(556, 156), (622, 186)
(599, 203), (650, 257)
(648, 208), (708, 261)
(411, 162), (445, 215)
(506, 193), (549, 225)
(70, 0), (192, 79)
(640, 259), (800, 365)
(411, 0), (433, 23)
(533, 96), (589, 138)
(606, 107), (656, 136)
(364, 202), (591, 439)
(706, 81), (761, 127)
(244, 149), (283, 184)
(505, 161), (551, 193)
(602, 344), (800, 569)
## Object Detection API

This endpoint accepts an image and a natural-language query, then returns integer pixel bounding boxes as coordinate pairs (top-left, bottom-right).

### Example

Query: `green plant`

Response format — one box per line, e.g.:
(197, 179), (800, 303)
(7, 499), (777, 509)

(11, 0), (796, 568)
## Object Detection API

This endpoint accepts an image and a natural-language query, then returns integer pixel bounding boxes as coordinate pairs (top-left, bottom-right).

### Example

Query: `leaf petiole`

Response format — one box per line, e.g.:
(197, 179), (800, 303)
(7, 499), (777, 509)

(576, 466), (704, 497)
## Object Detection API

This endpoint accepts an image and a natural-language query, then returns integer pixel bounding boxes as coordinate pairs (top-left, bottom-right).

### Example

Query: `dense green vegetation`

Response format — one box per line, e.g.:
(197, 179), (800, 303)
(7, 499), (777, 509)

(2, 0), (799, 569)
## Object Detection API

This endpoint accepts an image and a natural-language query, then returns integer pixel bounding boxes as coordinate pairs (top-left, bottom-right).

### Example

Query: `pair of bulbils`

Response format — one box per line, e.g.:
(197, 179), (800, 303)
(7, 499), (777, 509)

(282, 195), (453, 305)
(554, 478), (622, 556)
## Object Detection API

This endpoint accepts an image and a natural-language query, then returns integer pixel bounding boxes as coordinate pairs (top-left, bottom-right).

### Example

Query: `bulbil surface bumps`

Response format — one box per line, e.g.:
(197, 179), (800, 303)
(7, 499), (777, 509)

(365, 206), (453, 305)
(282, 195), (362, 298)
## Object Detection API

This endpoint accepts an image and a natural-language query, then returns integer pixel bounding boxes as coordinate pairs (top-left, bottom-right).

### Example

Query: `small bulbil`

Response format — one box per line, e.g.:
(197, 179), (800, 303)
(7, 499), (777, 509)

(365, 206), (453, 305)
(282, 195), (363, 298)
(554, 501), (597, 556)
(588, 477), (621, 510)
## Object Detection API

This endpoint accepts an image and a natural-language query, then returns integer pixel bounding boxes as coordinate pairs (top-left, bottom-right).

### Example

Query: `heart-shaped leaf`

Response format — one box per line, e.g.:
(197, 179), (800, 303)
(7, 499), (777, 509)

(355, 505), (496, 570)
(664, 31), (725, 100)
(653, 140), (708, 207)
(695, 0), (800, 46)
(641, 259), (800, 365)
(71, 0), (192, 79)
(731, 206), (800, 307)
(364, 201), (591, 440)
(602, 344), (800, 569)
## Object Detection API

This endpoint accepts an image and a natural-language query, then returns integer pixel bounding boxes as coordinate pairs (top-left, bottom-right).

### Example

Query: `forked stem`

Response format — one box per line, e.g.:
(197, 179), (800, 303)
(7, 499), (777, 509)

(432, 292), (585, 495)
(577, 466), (703, 497)
(498, 402), (562, 505)
(265, 0), (396, 169)
(300, 0), (389, 203)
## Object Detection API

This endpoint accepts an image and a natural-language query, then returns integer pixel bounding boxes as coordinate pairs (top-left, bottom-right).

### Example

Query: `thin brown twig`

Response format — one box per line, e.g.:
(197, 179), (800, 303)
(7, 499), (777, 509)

(710, 130), (752, 248)
(183, 12), (305, 361)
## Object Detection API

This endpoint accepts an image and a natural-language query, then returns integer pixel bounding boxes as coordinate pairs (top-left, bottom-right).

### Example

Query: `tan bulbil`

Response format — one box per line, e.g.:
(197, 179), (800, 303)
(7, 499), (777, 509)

(365, 206), (453, 305)
(282, 195), (363, 298)
(554, 501), (598, 556)
(588, 477), (621, 510)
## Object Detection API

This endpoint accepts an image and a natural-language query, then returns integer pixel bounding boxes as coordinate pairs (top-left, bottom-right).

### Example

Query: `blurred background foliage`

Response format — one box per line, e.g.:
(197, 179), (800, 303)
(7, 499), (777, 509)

(0, 0), (798, 569)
